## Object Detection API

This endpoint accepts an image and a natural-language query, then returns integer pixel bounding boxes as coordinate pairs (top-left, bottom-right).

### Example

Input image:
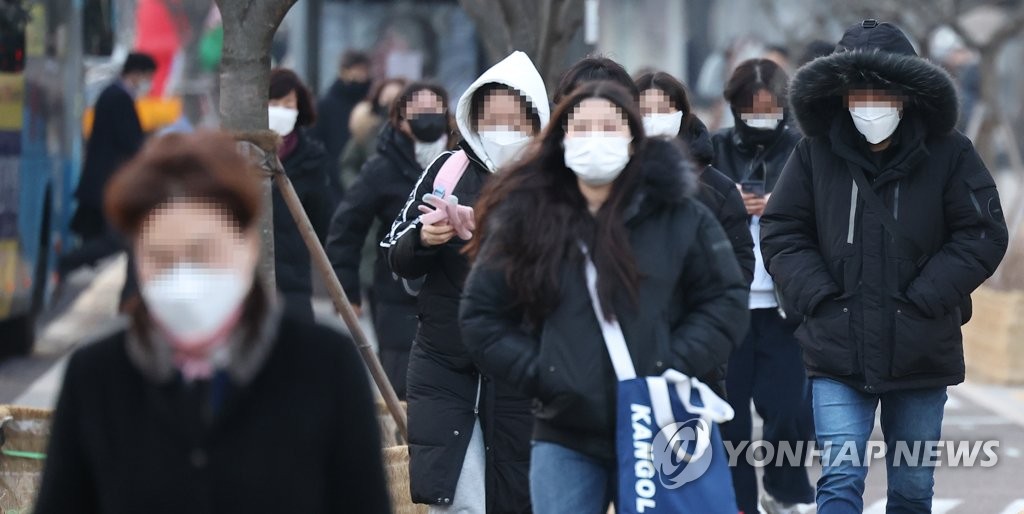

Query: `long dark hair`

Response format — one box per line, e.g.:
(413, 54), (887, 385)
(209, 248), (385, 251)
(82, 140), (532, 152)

(635, 71), (697, 136)
(466, 81), (647, 323)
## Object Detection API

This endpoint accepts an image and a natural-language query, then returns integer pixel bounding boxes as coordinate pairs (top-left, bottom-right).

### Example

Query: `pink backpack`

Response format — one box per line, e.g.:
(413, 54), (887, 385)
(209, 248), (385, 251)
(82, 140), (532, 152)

(417, 150), (475, 240)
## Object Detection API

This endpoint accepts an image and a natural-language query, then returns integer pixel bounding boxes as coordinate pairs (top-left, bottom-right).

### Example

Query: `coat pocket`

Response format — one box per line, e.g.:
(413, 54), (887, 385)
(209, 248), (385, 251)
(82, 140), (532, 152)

(797, 297), (855, 376)
(890, 300), (962, 378)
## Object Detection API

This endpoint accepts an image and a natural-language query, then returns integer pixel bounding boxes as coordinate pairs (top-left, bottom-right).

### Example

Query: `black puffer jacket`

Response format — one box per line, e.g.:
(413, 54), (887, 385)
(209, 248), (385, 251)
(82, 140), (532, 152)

(274, 130), (333, 321)
(460, 139), (750, 461)
(711, 123), (802, 192)
(684, 118), (755, 284)
(326, 124), (420, 348)
(382, 142), (532, 512)
(760, 38), (1008, 393)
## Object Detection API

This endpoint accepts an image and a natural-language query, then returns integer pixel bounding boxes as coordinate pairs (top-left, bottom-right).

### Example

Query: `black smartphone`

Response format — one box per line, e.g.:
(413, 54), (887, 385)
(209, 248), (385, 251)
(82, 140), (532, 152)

(741, 180), (766, 197)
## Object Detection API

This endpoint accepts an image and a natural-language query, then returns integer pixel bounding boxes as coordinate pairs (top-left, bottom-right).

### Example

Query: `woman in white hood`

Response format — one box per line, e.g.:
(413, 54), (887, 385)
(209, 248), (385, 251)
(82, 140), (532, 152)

(382, 51), (550, 513)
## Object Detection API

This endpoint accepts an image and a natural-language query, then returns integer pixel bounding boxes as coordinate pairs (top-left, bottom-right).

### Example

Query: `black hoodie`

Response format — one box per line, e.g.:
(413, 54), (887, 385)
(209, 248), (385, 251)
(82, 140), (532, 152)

(460, 139), (750, 460)
(760, 20), (1008, 393)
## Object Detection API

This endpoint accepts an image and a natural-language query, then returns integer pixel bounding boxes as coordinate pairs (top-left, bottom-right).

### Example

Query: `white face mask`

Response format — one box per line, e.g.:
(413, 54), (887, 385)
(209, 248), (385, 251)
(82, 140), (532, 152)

(136, 79), (153, 98)
(141, 264), (252, 345)
(563, 134), (633, 186)
(479, 128), (531, 172)
(740, 113), (781, 131)
(849, 105), (901, 144)
(414, 135), (448, 170)
(268, 106), (299, 136)
(642, 111), (684, 138)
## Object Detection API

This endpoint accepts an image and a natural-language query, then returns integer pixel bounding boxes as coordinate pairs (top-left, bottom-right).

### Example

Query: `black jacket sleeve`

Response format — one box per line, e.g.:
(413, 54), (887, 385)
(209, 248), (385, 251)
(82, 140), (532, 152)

(699, 166), (755, 284)
(669, 205), (750, 378)
(381, 152), (451, 279)
(760, 140), (843, 316)
(905, 139), (1008, 317)
(328, 330), (392, 514)
(325, 159), (385, 305)
(459, 240), (540, 397)
(34, 352), (99, 514)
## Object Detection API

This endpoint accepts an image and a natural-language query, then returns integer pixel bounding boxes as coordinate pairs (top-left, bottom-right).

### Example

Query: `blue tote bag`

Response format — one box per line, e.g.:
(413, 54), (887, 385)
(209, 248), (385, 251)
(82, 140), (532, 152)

(583, 254), (739, 514)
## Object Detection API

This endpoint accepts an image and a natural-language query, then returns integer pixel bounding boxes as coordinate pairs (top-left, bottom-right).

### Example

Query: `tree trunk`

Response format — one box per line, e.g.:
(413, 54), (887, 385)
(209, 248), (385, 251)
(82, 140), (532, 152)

(214, 0), (297, 289)
(459, 0), (583, 94)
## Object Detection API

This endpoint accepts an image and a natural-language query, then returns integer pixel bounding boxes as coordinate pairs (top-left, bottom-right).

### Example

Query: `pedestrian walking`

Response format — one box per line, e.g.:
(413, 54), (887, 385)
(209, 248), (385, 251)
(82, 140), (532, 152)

(339, 78), (408, 190)
(326, 82), (456, 400)
(268, 68), (333, 322)
(710, 57), (817, 514)
(636, 70), (755, 283)
(460, 80), (749, 514)
(761, 20), (1008, 513)
(34, 132), (391, 514)
(312, 50), (372, 197)
(381, 51), (549, 513)
(62, 53), (156, 276)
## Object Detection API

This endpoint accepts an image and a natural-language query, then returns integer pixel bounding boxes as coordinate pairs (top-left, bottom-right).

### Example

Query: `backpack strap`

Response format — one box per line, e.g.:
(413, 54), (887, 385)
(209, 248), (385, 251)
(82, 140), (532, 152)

(432, 150), (470, 199)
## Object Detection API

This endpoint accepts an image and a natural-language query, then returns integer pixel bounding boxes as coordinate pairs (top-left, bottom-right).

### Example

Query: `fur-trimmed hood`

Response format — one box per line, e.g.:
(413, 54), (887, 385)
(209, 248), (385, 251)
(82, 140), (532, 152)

(790, 49), (959, 139)
(623, 137), (699, 222)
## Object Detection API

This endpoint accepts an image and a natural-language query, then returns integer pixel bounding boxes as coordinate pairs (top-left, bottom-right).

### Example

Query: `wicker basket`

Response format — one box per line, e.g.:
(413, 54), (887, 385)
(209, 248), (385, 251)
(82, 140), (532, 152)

(962, 286), (1024, 384)
(0, 405), (52, 513)
(377, 400), (406, 447)
(383, 445), (427, 514)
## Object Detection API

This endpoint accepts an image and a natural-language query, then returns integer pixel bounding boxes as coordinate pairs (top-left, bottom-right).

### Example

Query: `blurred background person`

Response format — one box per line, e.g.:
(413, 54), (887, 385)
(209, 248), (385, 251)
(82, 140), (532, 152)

(382, 51), (548, 514)
(268, 68), (333, 322)
(62, 53), (157, 278)
(340, 77), (409, 190)
(635, 70), (755, 284)
(313, 50), (372, 199)
(326, 82), (456, 400)
(35, 132), (390, 514)
(712, 58), (815, 514)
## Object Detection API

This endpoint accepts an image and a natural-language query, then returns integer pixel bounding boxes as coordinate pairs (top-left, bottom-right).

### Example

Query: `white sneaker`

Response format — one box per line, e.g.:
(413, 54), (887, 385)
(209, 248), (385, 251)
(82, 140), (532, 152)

(760, 493), (803, 514)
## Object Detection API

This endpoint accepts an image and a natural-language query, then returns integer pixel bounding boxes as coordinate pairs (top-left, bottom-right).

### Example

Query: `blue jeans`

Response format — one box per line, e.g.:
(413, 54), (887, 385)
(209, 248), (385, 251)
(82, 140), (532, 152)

(812, 378), (947, 514)
(530, 441), (616, 514)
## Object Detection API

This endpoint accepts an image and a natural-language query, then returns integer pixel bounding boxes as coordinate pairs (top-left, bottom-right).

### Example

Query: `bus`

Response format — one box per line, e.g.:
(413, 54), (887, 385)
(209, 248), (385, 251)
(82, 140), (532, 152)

(0, 0), (83, 356)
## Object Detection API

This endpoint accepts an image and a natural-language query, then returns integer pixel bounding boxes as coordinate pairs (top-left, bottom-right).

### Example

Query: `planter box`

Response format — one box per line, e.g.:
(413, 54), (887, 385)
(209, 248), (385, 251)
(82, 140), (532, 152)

(962, 286), (1024, 384)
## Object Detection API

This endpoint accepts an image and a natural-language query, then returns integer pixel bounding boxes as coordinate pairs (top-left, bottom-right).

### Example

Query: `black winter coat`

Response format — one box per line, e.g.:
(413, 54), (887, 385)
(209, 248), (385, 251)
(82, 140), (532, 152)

(326, 124), (420, 349)
(312, 80), (370, 194)
(460, 139), (751, 461)
(382, 143), (533, 512)
(76, 82), (144, 217)
(274, 130), (332, 320)
(35, 310), (390, 514)
(711, 123), (802, 193)
(760, 48), (1008, 393)
(676, 117), (755, 283)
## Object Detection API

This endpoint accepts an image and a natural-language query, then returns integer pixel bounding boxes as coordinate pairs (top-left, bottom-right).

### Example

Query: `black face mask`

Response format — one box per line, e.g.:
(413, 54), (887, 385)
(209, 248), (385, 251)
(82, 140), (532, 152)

(342, 80), (371, 98)
(408, 113), (447, 143)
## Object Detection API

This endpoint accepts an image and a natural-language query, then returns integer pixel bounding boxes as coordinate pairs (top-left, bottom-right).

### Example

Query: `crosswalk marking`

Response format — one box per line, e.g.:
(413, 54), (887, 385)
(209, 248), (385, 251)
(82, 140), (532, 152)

(864, 498), (961, 514)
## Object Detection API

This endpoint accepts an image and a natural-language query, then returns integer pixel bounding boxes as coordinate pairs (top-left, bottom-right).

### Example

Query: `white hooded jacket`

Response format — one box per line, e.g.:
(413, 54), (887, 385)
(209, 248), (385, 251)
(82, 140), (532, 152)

(455, 51), (551, 172)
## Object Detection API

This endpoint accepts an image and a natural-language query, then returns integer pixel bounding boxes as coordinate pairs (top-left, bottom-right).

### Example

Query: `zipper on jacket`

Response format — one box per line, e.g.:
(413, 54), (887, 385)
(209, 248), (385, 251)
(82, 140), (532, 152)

(893, 182), (900, 220)
(473, 375), (482, 415)
(847, 179), (858, 244)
